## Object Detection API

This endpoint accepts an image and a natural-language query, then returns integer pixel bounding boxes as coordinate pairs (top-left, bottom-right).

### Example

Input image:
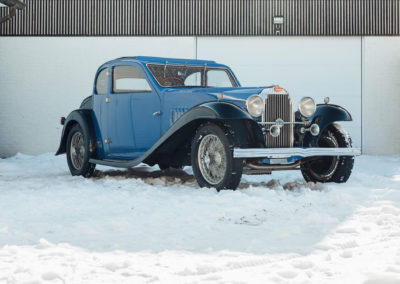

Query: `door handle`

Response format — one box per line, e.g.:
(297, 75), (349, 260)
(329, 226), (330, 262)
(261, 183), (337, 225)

(105, 97), (110, 103)
(153, 111), (161, 116)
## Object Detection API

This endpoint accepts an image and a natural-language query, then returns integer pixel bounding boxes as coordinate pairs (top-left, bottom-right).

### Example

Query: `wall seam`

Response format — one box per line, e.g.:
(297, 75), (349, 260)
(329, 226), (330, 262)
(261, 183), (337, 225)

(195, 36), (198, 59)
(361, 35), (364, 154)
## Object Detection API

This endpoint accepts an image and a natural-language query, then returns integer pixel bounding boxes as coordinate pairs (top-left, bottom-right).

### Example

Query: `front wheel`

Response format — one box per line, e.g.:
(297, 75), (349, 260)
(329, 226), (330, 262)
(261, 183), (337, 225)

(66, 124), (96, 177)
(191, 123), (243, 190)
(301, 123), (354, 183)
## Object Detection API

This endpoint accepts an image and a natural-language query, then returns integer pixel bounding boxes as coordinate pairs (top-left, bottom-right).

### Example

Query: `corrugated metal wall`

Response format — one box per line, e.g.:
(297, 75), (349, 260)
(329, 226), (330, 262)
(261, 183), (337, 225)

(1, 0), (399, 36)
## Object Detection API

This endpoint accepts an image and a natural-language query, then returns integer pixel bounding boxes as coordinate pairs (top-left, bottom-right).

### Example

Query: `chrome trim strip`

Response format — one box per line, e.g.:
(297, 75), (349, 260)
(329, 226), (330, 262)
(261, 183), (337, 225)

(233, 148), (362, 159)
(258, 121), (306, 125)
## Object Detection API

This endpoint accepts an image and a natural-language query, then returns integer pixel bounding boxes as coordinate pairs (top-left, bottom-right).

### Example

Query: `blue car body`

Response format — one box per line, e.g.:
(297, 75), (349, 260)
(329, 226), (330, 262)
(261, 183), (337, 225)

(90, 56), (265, 161)
(56, 56), (360, 187)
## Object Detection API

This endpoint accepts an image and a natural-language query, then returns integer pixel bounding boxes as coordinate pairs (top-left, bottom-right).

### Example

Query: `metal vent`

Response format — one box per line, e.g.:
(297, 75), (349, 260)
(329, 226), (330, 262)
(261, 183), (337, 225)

(264, 93), (294, 148)
(0, 0), (399, 36)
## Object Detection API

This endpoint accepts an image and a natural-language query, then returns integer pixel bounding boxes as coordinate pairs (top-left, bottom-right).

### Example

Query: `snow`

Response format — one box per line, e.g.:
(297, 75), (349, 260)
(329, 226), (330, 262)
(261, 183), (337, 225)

(0, 153), (399, 283)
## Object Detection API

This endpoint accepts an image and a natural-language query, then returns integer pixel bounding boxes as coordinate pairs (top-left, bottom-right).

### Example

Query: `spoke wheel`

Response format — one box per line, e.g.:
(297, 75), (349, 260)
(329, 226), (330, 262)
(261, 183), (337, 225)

(66, 124), (96, 177)
(191, 123), (243, 190)
(197, 134), (227, 185)
(70, 131), (85, 170)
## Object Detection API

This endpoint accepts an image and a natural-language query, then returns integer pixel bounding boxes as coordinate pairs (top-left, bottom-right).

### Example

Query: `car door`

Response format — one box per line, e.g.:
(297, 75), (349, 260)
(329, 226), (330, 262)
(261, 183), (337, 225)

(107, 64), (161, 159)
(92, 67), (111, 159)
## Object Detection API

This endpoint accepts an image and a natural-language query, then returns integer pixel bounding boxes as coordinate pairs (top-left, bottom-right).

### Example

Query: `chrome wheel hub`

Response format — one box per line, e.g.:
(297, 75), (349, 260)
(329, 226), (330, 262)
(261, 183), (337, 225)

(198, 134), (227, 185)
(70, 132), (85, 170)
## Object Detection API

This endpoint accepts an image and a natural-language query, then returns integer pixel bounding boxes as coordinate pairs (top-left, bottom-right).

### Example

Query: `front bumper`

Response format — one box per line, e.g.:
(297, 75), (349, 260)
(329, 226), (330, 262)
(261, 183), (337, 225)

(233, 147), (361, 159)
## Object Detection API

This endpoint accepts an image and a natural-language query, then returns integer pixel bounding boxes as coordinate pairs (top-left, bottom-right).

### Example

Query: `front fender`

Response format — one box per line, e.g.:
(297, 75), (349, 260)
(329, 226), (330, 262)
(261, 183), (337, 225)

(187, 101), (264, 148)
(161, 101), (264, 148)
(305, 104), (352, 146)
(55, 109), (97, 156)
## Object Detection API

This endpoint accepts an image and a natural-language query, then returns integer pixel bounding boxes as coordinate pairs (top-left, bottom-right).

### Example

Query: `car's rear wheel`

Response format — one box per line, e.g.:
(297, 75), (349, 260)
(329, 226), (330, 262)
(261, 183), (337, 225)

(191, 123), (243, 190)
(301, 123), (354, 183)
(66, 124), (96, 177)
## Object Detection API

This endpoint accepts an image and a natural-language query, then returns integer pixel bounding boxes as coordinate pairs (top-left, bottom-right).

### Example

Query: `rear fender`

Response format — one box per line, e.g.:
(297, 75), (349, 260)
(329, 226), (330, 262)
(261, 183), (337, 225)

(55, 109), (97, 156)
(304, 104), (352, 146)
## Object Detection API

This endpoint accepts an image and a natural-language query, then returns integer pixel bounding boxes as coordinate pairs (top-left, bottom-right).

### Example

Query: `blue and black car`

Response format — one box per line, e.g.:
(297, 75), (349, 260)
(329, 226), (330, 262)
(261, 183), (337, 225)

(56, 56), (361, 190)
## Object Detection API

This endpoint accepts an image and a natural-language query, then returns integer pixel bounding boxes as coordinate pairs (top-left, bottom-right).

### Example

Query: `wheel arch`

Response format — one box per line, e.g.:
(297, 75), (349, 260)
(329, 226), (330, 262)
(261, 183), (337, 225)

(304, 104), (352, 147)
(55, 109), (97, 157)
(144, 101), (264, 166)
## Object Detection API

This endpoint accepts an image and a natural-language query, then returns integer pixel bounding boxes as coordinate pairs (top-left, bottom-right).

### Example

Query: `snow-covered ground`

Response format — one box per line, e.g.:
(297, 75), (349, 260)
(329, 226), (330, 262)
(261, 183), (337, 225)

(0, 154), (399, 283)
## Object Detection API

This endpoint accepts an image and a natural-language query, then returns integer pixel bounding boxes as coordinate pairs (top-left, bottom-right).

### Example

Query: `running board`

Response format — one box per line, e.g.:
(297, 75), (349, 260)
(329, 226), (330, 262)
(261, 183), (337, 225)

(89, 158), (142, 168)
(233, 147), (361, 159)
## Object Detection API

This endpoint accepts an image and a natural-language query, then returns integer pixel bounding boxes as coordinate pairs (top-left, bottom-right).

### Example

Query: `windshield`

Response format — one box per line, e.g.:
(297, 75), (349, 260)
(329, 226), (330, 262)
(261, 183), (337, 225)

(147, 64), (237, 88)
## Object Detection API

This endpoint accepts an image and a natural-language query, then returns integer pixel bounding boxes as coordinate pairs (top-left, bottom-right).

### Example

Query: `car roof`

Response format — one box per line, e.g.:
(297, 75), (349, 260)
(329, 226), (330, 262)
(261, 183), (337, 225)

(100, 56), (228, 68)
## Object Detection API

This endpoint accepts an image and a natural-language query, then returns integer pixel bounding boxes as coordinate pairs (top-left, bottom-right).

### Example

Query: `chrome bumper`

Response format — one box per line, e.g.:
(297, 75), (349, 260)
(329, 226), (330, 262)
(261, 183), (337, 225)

(233, 147), (362, 159)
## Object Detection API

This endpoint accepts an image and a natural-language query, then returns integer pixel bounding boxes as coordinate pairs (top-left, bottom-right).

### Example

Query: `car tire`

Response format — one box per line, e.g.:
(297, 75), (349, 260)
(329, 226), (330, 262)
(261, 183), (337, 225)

(191, 123), (243, 190)
(301, 123), (354, 183)
(66, 124), (96, 177)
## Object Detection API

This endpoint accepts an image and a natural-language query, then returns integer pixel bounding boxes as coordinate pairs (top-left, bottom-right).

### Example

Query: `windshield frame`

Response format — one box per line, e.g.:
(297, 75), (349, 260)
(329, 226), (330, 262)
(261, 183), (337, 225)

(146, 63), (239, 88)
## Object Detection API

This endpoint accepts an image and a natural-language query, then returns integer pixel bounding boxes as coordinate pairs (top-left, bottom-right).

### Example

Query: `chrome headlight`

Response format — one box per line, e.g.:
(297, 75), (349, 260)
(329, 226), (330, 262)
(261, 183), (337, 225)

(246, 95), (264, 117)
(298, 97), (316, 117)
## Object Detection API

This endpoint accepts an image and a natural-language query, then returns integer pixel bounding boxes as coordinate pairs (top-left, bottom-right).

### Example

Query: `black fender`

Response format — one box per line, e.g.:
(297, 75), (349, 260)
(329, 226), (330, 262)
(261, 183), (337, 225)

(55, 109), (97, 156)
(148, 101), (265, 156)
(304, 104), (352, 146)
(90, 101), (264, 168)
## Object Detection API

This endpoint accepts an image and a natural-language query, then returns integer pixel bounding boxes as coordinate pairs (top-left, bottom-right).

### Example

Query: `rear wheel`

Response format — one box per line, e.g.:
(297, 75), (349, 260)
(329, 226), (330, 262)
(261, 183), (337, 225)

(66, 124), (96, 177)
(191, 123), (243, 190)
(301, 123), (354, 183)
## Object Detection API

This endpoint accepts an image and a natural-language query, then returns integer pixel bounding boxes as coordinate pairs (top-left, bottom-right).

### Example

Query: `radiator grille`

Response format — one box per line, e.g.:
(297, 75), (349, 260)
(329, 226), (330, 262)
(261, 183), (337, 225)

(264, 94), (294, 148)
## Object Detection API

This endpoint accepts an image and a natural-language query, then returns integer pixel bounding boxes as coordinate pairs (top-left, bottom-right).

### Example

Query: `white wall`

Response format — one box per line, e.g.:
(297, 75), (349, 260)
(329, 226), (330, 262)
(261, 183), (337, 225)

(0, 36), (399, 157)
(0, 37), (196, 157)
(362, 37), (400, 155)
(198, 37), (362, 149)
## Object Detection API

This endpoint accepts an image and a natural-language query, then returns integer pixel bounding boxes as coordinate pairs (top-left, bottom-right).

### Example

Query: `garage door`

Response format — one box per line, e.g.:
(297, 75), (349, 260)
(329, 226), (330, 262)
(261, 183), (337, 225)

(198, 37), (362, 149)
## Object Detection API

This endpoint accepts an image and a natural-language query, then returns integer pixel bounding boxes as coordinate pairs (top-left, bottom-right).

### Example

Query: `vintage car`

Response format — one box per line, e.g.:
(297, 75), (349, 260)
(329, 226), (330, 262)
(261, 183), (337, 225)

(56, 56), (361, 190)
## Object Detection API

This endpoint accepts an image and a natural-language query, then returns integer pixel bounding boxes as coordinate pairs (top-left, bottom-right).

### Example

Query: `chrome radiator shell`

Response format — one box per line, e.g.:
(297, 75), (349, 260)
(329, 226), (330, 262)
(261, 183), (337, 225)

(263, 90), (294, 148)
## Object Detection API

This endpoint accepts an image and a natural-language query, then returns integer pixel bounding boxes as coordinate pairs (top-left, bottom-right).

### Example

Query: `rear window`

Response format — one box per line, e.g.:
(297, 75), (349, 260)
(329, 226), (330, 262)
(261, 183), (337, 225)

(147, 64), (237, 88)
(96, 69), (109, 94)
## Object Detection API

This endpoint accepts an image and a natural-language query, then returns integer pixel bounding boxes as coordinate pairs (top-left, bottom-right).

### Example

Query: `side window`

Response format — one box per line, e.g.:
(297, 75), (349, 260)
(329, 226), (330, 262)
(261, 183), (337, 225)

(206, 69), (235, 87)
(113, 65), (152, 93)
(96, 69), (109, 94)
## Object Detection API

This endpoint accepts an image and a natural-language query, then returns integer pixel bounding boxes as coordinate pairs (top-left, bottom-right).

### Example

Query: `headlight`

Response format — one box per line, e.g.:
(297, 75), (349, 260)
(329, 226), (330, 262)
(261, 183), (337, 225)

(246, 95), (264, 117)
(298, 97), (316, 117)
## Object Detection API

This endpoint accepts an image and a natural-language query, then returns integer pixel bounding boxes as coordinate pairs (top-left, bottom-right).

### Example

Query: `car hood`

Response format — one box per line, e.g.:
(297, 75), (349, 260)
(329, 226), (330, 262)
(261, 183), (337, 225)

(207, 86), (271, 108)
(159, 86), (272, 110)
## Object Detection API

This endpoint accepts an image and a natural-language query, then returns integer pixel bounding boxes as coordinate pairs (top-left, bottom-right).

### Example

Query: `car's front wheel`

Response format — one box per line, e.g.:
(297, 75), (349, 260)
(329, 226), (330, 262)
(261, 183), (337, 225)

(66, 124), (96, 177)
(301, 123), (354, 183)
(191, 123), (243, 190)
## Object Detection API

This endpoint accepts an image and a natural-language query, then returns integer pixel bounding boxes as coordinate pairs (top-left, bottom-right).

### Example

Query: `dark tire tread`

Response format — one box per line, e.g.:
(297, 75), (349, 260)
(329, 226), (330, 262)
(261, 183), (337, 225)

(66, 124), (96, 178)
(301, 123), (354, 183)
